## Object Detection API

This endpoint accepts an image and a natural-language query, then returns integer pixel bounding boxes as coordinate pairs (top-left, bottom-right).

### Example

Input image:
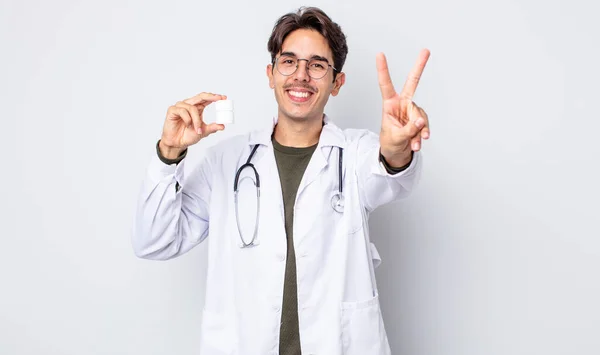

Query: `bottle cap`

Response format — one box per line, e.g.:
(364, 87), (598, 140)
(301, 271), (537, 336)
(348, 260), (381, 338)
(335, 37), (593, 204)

(215, 99), (234, 112)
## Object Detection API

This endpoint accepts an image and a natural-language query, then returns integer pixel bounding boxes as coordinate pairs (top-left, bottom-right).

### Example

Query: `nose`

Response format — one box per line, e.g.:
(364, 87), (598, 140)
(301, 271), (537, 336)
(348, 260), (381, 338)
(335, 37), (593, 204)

(293, 59), (310, 82)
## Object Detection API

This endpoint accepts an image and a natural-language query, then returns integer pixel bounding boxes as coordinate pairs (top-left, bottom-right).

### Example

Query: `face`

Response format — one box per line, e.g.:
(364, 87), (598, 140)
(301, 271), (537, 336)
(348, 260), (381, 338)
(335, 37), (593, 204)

(267, 28), (345, 123)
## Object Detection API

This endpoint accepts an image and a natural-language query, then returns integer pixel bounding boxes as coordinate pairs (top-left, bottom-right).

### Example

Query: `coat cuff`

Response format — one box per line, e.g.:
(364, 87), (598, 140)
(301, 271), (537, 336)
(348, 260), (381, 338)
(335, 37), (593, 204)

(148, 145), (186, 192)
(156, 140), (187, 165)
(372, 147), (421, 178)
(379, 151), (413, 174)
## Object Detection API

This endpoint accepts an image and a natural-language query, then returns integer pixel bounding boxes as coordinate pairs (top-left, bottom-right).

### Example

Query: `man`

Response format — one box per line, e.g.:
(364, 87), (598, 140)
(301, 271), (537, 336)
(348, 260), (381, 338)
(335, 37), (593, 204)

(133, 6), (430, 355)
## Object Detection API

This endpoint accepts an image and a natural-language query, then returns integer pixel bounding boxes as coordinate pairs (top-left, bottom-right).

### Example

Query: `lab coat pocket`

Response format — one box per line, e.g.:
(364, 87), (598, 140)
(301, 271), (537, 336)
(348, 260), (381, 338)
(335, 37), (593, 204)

(199, 308), (236, 355)
(340, 294), (390, 355)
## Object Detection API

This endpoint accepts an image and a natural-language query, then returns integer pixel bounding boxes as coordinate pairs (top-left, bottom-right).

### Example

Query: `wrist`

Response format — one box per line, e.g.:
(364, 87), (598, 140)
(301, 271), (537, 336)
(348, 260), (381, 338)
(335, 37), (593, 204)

(380, 147), (412, 168)
(158, 140), (185, 160)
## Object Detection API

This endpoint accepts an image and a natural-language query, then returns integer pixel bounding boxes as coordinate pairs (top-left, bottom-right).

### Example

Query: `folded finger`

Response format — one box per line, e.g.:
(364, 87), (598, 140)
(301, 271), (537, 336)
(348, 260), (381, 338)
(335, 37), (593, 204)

(409, 104), (429, 137)
(174, 106), (192, 127)
(176, 101), (203, 134)
(402, 116), (424, 139)
(411, 135), (421, 151)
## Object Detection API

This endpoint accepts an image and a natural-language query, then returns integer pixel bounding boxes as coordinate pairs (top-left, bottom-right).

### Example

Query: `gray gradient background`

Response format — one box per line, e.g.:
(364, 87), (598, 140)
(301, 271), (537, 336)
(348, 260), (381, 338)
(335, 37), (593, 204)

(1, 0), (599, 354)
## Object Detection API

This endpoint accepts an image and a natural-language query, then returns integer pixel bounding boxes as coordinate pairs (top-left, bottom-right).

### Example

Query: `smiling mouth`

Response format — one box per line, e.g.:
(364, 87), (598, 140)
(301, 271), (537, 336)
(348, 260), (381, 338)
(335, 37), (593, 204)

(286, 89), (314, 102)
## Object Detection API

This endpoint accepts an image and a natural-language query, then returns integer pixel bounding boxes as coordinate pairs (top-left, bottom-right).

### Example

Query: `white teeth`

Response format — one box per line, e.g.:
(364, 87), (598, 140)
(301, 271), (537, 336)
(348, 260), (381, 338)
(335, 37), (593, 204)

(289, 91), (310, 98)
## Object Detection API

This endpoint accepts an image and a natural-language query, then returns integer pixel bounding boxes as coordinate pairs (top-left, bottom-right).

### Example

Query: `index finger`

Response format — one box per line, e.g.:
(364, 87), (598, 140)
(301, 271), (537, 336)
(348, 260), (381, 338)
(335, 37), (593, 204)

(183, 92), (227, 106)
(376, 53), (396, 100)
(400, 49), (430, 99)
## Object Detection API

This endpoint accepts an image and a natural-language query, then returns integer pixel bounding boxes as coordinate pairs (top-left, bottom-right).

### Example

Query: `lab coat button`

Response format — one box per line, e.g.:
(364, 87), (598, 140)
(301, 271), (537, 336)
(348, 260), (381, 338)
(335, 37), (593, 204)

(278, 254), (286, 261)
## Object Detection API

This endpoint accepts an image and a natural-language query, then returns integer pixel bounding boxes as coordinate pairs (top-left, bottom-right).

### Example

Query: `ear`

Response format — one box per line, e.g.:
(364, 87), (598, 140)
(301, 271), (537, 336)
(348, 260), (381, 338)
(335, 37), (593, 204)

(331, 72), (346, 96)
(266, 64), (275, 89)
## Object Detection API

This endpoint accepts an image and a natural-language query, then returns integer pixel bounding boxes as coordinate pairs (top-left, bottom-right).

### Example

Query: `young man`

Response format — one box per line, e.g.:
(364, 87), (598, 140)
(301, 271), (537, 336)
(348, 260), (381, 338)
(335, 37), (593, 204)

(133, 6), (430, 355)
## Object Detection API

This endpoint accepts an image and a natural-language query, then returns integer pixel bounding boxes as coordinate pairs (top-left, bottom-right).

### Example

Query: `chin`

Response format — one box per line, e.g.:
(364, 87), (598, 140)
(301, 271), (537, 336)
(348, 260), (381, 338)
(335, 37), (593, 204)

(288, 114), (310, 122)
(282, 109), (321, 122)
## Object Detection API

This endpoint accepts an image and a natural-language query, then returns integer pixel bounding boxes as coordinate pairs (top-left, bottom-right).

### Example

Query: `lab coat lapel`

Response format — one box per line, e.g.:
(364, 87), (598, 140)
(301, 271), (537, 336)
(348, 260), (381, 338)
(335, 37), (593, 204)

(247, 116), (347, 222)
(248, 119), (286, 238)
(296, 116), (346, 202)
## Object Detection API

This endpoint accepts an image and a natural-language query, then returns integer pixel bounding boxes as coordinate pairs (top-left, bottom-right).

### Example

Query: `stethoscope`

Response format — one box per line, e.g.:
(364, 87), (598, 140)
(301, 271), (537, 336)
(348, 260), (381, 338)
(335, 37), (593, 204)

(234, 144), (344, 248)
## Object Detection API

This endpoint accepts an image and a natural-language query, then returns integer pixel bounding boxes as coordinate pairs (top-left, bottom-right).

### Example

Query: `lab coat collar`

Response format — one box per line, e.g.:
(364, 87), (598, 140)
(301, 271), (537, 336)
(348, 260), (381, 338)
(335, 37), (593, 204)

(248, 114), (347, 149)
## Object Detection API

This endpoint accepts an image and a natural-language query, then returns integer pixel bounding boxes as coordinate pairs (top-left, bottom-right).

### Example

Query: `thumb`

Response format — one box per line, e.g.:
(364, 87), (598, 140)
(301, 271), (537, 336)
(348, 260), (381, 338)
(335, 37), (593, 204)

(401, 116), (426, 139)
(202, 123), (225, 136)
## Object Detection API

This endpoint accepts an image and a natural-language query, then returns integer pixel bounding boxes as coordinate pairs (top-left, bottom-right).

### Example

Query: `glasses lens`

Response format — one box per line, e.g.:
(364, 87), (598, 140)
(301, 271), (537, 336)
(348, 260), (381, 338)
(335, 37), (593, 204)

(276, 56), (297, 76)
(276, 56), (331, 79)
(307, 59), (329, 79)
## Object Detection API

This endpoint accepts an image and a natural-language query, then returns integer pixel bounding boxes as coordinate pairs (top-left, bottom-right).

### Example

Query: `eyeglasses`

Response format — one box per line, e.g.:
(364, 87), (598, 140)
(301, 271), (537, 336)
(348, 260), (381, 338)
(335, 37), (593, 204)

(274, 55), (337, 80)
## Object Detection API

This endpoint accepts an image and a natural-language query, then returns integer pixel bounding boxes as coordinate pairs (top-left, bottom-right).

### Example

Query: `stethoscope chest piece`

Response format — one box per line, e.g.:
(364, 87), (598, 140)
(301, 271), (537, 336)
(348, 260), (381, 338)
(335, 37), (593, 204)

(331, 193), (345, 213)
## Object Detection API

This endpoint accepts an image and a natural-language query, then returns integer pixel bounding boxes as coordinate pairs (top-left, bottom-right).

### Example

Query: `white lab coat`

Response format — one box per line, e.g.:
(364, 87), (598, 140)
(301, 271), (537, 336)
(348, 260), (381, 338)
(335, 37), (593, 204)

(133, 116), (422, 355)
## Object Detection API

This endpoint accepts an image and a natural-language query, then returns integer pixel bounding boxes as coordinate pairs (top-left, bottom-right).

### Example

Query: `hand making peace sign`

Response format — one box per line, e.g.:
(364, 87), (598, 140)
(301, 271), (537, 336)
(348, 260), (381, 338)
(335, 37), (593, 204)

(378, 49), (431, 167)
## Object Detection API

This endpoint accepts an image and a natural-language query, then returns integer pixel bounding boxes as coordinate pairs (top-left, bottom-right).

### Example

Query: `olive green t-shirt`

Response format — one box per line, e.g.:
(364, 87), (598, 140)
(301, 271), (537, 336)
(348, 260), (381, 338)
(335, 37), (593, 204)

(272, 137), (318, 355)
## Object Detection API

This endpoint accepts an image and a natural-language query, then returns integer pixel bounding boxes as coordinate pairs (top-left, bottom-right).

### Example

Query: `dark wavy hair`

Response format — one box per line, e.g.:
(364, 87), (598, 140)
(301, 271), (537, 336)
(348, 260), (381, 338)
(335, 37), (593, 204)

(267, 7), (348, 81)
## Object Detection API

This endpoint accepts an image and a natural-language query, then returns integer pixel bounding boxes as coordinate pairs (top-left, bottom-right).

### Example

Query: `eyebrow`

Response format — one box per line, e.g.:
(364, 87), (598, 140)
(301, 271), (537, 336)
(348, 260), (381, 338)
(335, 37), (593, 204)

(280, 51), (331, 64)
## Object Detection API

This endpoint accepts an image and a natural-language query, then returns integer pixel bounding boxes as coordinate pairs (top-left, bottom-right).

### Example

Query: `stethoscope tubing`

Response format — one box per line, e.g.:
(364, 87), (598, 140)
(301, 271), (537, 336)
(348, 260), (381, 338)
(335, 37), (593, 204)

(234, 144), (343, 247)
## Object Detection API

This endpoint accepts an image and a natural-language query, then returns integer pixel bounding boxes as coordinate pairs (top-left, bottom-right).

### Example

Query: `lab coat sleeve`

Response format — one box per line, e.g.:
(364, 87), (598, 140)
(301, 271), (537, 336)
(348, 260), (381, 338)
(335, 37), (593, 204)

(132, 149), (213, 260)
(355, 131), (422, 212)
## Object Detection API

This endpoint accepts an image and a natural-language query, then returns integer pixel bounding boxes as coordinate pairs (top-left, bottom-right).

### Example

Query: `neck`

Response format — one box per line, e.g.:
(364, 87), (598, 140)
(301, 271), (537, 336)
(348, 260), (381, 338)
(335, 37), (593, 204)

(273, 113), (323, 147)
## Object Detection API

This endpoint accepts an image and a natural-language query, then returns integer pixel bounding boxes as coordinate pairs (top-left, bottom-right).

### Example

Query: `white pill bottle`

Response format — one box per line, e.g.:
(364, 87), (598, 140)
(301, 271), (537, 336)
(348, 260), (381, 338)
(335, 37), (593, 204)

(215, 99), (234, 124)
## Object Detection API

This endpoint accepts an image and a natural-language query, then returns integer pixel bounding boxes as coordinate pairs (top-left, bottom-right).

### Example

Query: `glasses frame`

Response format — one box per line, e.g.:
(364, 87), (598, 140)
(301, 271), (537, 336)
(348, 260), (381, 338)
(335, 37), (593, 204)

(274, 55), (338, 80)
